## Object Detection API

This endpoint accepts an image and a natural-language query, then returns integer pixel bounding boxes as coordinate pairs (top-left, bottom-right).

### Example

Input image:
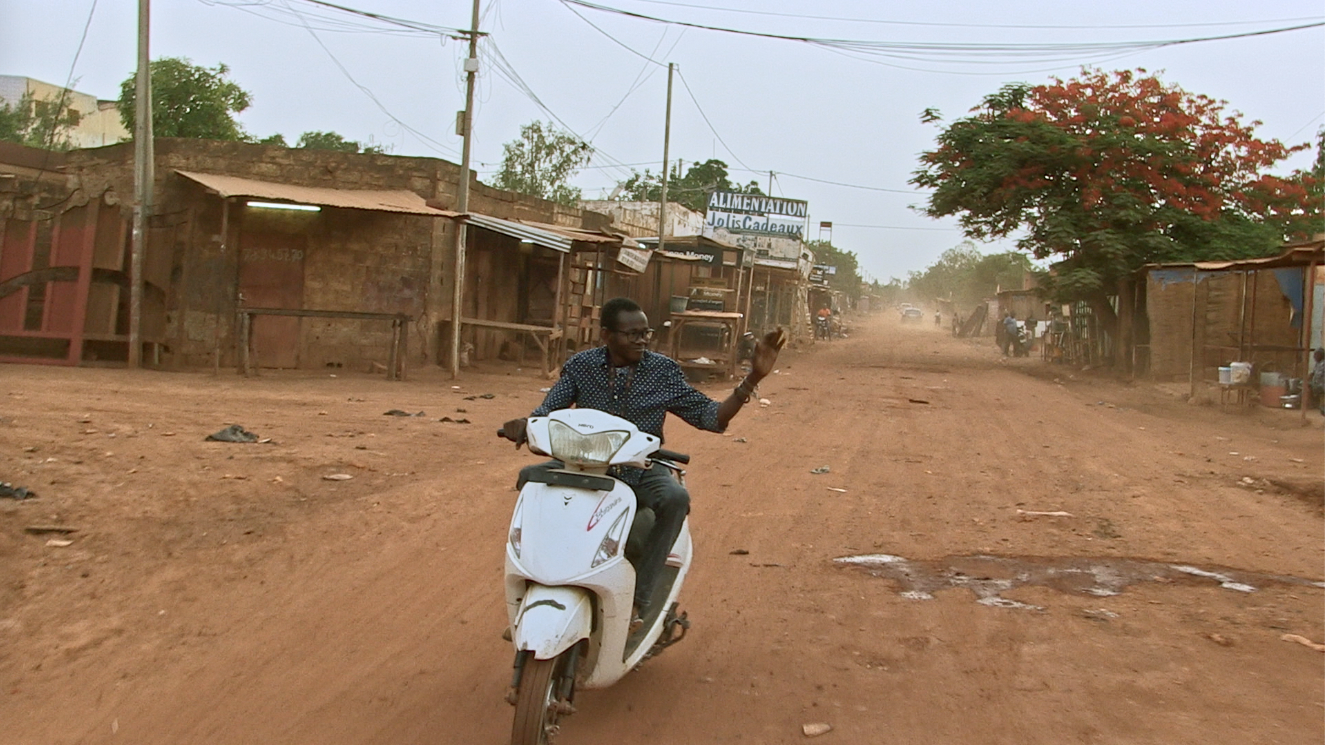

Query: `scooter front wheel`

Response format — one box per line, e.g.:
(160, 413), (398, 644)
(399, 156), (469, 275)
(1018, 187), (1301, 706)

(511, 654), (569, 745)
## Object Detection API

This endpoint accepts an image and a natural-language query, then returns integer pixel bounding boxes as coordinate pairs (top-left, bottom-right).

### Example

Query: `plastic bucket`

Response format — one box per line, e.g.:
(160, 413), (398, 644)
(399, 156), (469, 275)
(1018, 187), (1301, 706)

(1260, 384), (1286, 407)
(1218, 367), (1232, 385)
(669, 296), (688, 314)
(1229, 362), (1252, 385)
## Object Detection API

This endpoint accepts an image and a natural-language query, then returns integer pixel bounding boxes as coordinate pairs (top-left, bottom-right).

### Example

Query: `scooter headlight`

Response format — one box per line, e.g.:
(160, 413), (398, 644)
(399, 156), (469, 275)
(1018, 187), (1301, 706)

(590, 510), (630, 568)
(547, 420), (629, 466)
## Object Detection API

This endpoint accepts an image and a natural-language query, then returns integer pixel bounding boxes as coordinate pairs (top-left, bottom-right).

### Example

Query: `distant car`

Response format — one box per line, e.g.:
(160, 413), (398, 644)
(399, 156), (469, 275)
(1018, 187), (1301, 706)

(900, 307), (924, 322)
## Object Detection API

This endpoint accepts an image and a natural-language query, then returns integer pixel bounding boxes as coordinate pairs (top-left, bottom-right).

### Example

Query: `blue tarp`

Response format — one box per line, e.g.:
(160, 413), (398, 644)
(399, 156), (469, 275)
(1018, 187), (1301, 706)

(1273, 267), (1306, 328)
(1151, 268), (1200, 287)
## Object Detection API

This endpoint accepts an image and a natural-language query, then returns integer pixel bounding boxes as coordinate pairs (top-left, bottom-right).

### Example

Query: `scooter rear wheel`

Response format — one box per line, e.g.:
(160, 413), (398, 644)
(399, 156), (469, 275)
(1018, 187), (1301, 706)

(511, 654), (567, 745)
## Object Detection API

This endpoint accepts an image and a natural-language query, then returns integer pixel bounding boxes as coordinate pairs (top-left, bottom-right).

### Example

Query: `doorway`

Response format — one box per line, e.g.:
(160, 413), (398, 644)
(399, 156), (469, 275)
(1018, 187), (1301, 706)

(238, 233), (305, 369)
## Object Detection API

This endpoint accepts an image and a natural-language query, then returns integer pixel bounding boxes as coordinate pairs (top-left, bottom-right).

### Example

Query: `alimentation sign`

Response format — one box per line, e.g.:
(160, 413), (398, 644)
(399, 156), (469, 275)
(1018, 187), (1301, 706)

(705, 192), (808, 237)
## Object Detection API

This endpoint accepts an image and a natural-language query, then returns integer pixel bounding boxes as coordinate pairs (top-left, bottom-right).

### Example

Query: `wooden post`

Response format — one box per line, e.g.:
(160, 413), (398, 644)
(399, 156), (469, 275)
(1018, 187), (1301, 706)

(68, 199), (100, 365)
(744, 265), (756, 334)
(1301, 256), (1317, 421)
(1237, 270), (1248, 359)
(555, 251), (570, 365)
(238, 310), (250, 376)
(215, 198), (231, 376)
(387, 317), (400, 381)
(1188, 269), (1202, 401)
(398, 315), (408, 381)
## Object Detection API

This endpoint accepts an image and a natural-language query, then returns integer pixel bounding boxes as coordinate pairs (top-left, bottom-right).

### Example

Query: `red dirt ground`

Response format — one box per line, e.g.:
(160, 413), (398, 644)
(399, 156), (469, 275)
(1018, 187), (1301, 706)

(2, 313), (1321, 744)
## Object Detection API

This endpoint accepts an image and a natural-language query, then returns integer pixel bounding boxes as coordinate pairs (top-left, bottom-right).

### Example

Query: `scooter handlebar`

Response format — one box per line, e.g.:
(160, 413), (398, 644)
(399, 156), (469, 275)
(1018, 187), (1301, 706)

(654, 448), (690, 464)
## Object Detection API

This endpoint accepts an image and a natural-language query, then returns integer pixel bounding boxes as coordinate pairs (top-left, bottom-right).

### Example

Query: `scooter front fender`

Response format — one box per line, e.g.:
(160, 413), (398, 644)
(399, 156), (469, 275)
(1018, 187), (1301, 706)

(514, 584), (593, 660)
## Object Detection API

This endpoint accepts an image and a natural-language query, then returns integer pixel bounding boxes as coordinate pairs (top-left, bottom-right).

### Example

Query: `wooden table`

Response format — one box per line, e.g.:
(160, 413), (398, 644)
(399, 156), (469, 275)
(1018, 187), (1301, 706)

(461, 317), (563, 378)
(238, 308), (409, 380)
(667, 310), (744, 381)
(1218, 383), (1254, 408)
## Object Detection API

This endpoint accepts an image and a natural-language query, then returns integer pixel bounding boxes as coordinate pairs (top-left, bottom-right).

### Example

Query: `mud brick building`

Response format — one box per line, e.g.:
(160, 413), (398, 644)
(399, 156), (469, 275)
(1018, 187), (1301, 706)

(1139, 240), (1324, 394)
(0, 139), (626, 373)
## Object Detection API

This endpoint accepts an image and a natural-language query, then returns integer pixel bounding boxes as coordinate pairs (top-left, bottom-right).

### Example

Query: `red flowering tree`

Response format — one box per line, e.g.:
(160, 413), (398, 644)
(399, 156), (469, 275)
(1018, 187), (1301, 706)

(912, 69), (1318, 363)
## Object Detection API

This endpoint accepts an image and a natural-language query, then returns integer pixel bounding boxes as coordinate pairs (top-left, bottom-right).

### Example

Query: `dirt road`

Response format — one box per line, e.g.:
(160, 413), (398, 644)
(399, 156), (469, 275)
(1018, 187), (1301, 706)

(2, 314), (1321, 744)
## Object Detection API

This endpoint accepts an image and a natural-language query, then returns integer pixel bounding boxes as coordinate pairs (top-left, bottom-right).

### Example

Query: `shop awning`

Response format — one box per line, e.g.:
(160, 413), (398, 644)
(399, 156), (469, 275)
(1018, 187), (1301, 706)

(754, 257), (799, 271)
(462, 214), (627, 254)
(1145, 240), (1324, 272)
(464, 214), (573, 252)
(176, 170), (456, 216)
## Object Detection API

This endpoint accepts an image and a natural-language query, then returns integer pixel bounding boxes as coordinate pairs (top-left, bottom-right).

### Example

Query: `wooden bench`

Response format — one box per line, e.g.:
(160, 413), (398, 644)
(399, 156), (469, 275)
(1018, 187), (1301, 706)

(238, 308), (409, 380)
(461, 317), (563, 378)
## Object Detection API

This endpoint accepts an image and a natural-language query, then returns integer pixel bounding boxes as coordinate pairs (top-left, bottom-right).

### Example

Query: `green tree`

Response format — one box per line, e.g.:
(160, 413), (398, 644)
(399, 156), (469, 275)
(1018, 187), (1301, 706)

(911, 68), (1316, 340)
(118, 57), (252, 140)
(492, 120), (591, 206)
(0, 91), (81, 150)
(295, 130), (385, 153)
(805, 240), (863, 300)
(908, 242), (1035, 309)
(258, 133), (288, 147)
(616, 158), (763, 213)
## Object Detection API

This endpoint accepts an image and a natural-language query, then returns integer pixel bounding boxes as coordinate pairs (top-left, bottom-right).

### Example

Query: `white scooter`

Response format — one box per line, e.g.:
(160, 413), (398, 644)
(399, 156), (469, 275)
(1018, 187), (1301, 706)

(498, 409), (693, 745)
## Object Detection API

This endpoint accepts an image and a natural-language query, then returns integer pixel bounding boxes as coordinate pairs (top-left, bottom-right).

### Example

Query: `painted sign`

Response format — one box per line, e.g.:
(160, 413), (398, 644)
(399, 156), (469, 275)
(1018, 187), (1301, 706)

(705, 192), (808, 237)
(616, 246), (651, 273)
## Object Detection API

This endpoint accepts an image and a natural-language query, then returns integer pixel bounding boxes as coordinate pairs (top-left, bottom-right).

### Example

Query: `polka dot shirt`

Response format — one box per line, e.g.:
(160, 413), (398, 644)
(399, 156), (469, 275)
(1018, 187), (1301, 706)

(531, 346), (723, 483)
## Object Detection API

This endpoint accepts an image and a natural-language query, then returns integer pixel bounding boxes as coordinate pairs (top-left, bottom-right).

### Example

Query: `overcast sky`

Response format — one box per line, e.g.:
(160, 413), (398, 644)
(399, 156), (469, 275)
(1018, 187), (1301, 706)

(2, 0), (1322, 282)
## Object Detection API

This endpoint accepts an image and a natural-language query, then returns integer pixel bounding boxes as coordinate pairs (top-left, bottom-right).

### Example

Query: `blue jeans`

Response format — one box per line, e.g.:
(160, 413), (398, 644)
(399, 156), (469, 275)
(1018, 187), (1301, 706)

(518, 461), (689, 611)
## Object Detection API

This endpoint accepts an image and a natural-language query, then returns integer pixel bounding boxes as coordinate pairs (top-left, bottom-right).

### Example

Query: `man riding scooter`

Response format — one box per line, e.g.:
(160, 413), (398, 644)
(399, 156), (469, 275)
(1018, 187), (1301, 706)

(502, 298), (786, 630)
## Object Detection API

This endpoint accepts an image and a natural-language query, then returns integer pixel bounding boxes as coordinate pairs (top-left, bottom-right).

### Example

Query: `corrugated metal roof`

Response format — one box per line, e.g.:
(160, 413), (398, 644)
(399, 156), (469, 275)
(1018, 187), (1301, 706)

(1144, 240), (1323, 272)
(636, 234), (741, 250)
(464, 214), (628, 253)
(464, 214), (573, 253)
(176, 170), (454, 216)
(510, 219), (628, 245)
(754, 258), (799, 270)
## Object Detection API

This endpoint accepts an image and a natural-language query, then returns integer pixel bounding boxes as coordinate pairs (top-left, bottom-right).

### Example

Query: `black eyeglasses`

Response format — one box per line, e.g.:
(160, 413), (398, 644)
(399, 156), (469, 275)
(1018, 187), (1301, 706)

(611, 328), (655, 342)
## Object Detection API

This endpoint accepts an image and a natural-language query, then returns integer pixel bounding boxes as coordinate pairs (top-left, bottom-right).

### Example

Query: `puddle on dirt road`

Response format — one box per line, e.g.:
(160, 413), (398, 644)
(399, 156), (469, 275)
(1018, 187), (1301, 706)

(836, 553), (1325, 611)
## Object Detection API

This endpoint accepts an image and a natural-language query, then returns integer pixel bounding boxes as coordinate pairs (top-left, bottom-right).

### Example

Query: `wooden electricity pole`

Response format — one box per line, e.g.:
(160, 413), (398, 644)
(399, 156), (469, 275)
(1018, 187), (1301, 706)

(656, 63), (674, 253)
(449, 0), (481, 378)
(129, 0), (153, 367)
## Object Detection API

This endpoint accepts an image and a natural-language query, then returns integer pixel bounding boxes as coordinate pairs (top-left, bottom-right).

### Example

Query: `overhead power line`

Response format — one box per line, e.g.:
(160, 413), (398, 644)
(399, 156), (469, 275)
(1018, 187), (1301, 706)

(278, 0), (462, 157)
(617, 0), (1324, 32)
(833, 223), (953, 231)
(758, 171), (921, 195)
(481, 37), (644, 181)
(560, 0), (1324, 66)
(673, 70), (754, 172)
(203, 0), (465, 37)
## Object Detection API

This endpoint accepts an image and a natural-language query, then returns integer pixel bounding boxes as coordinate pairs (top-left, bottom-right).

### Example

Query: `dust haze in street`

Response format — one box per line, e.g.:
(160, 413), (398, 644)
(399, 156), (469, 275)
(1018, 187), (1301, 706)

(1, 314), (1322, 744)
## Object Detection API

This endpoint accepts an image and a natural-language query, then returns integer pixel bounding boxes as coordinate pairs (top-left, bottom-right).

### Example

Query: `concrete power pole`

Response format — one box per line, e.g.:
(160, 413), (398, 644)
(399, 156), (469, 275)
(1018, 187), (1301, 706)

(656, 63), (674, 253)
(449, 0), (481, 379)
(129, 0), (153, 368)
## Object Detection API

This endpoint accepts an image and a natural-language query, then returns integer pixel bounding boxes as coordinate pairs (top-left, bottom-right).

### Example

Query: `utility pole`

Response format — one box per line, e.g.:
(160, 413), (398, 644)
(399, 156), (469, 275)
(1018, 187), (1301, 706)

(768, 170), (773, 194)
(449, 0), (481, 378)
(129, 0), (153, 368)
(656, 62), (674, 254)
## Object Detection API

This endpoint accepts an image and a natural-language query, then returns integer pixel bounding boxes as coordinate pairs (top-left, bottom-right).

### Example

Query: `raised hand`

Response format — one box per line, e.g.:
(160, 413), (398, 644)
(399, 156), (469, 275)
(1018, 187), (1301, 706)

(750, 327), (787, 380)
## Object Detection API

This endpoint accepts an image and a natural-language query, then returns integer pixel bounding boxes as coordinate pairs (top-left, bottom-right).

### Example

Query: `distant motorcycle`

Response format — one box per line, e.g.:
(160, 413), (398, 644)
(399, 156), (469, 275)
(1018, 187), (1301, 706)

(814, 316), (832, 341)
(1013, 325), (1033, 357)
(737, 331), (757, 361)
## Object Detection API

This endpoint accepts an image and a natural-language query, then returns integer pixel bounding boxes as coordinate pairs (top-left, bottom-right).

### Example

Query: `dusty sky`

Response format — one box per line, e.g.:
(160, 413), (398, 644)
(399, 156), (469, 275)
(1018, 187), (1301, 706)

(3, 0), (1322, 282)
